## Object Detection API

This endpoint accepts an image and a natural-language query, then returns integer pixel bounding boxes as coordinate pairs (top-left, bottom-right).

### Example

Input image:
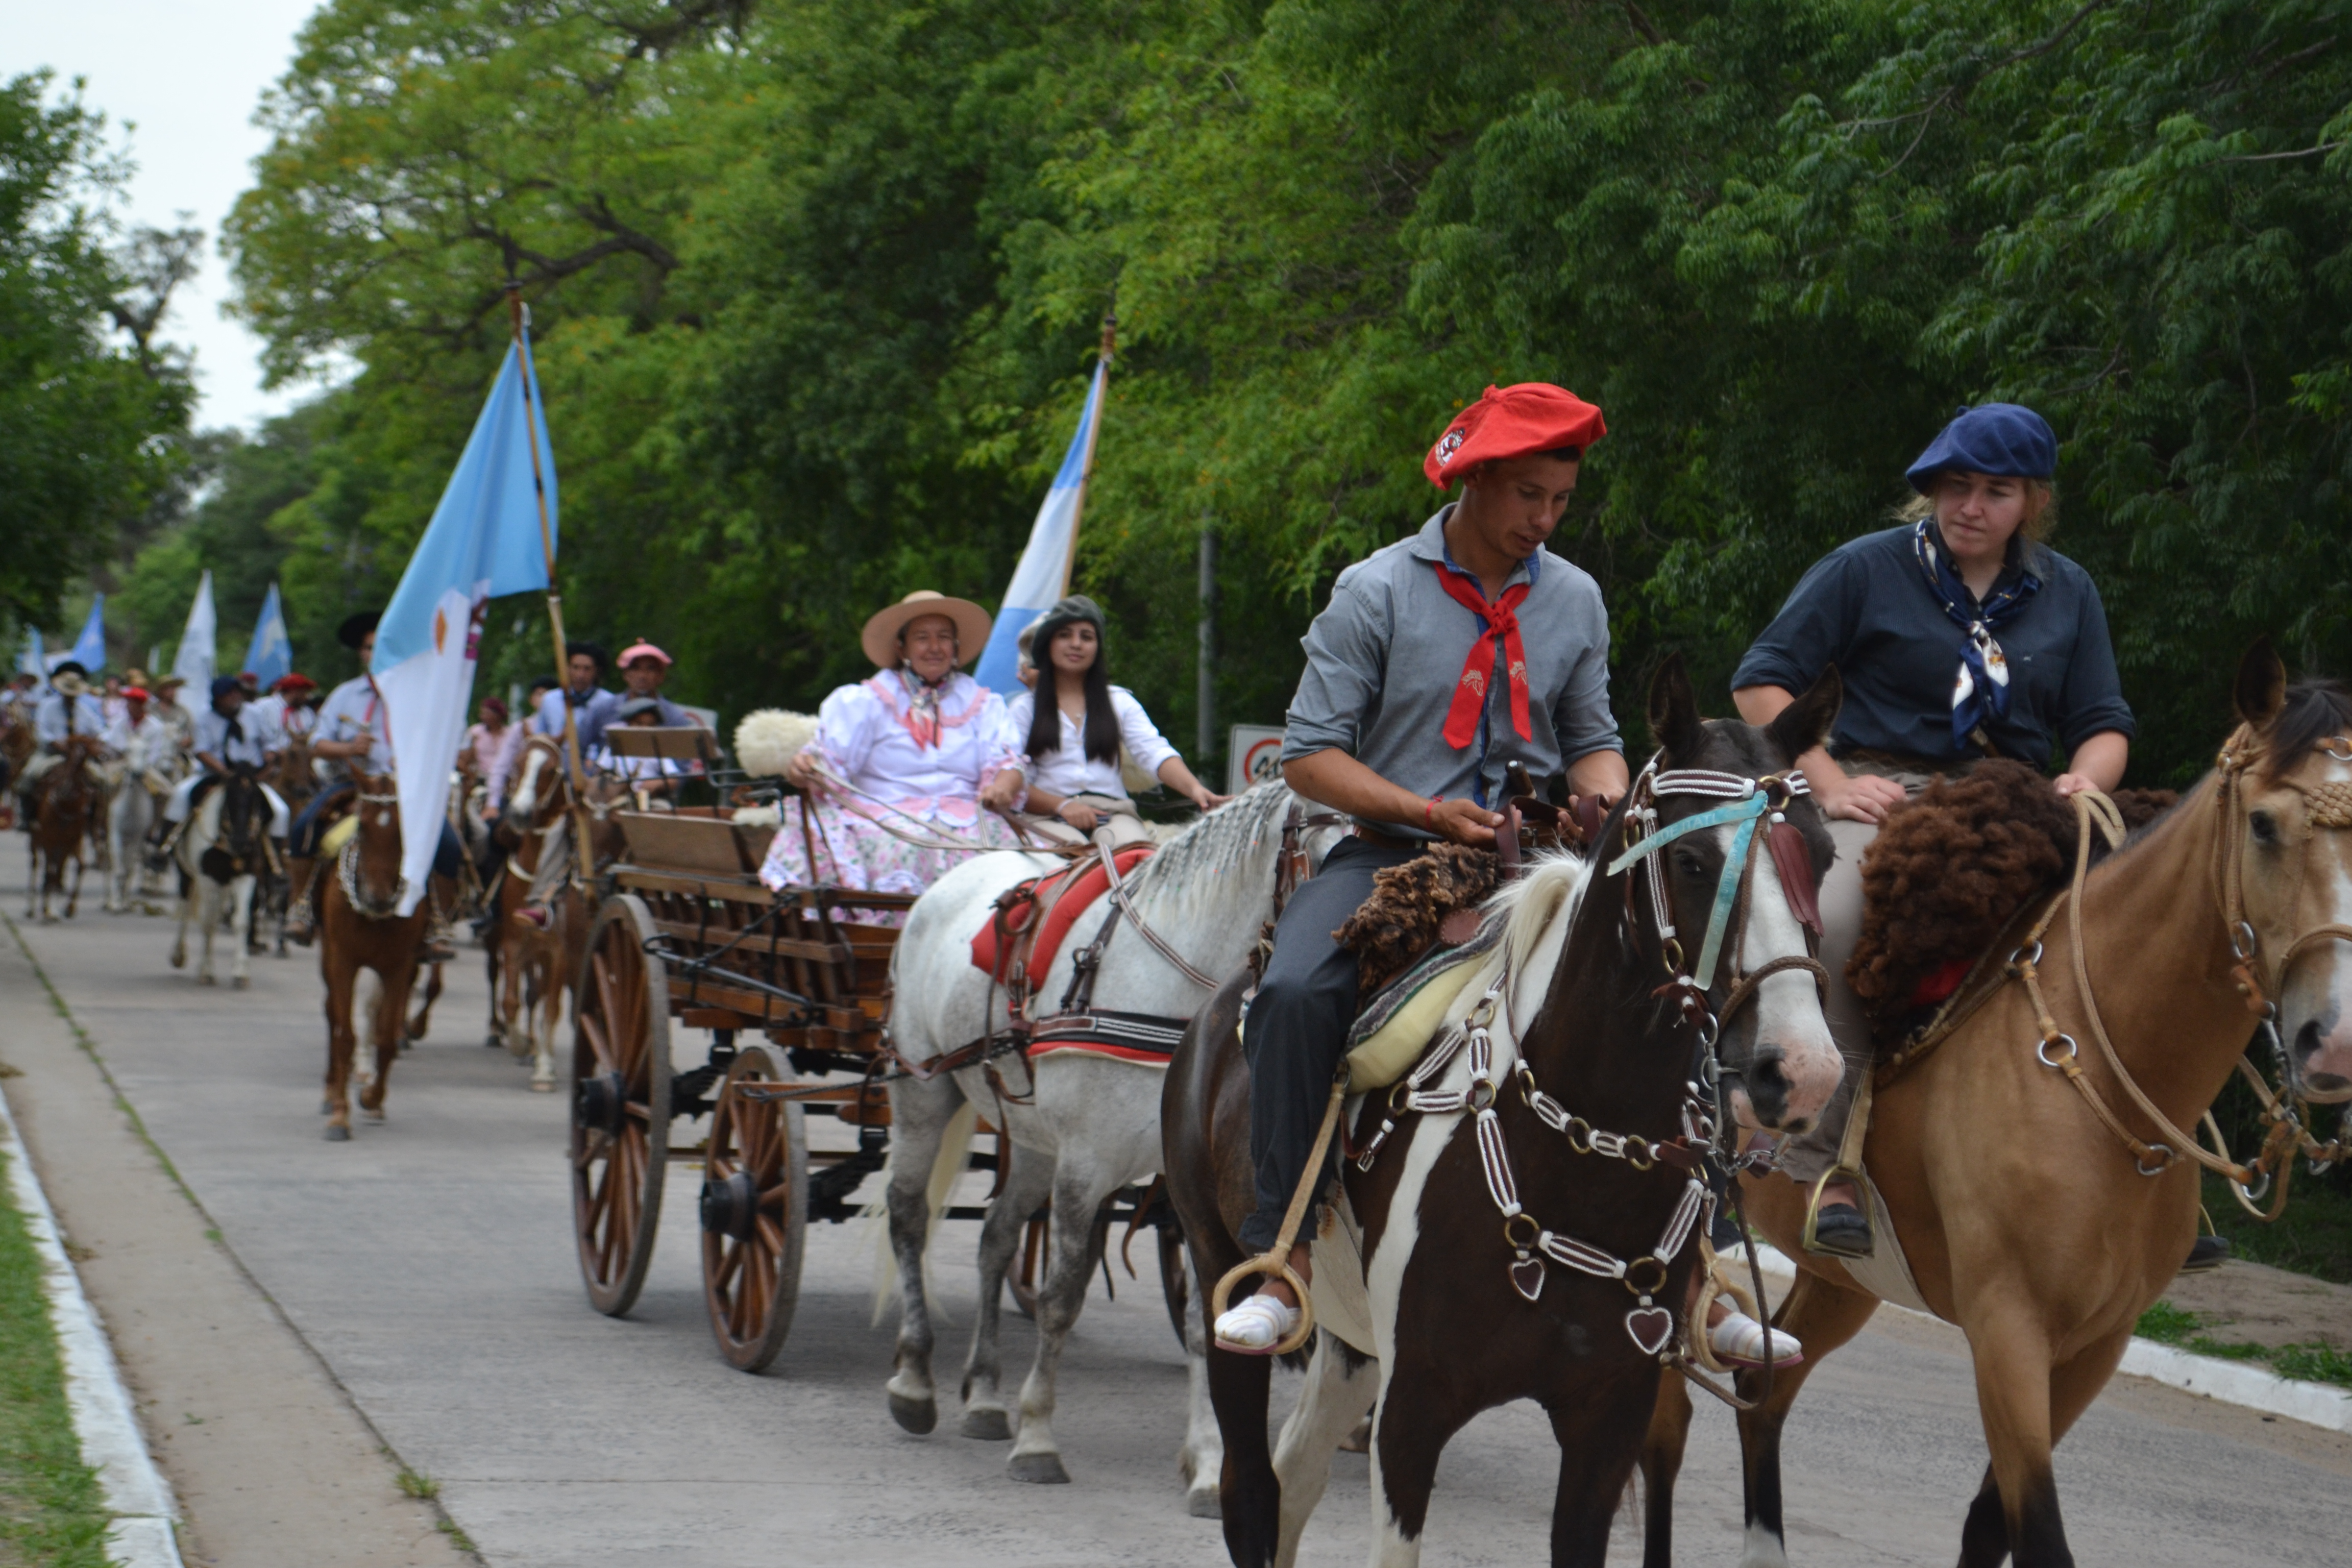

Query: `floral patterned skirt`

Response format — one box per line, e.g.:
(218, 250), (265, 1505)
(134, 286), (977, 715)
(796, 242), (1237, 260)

(756, 793), (1025, 926)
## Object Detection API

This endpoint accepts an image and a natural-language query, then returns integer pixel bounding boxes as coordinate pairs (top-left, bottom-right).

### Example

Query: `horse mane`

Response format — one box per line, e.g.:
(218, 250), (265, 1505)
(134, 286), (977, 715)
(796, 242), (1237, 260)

(1121, 779), (1302, 898)
(1486, 851), (1592, 983)
(2262, 678), (2352, 779)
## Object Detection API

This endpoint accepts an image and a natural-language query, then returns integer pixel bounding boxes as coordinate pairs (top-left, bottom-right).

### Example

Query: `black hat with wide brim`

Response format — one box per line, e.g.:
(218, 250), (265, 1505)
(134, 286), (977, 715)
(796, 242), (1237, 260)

(337, 610), (383, 649)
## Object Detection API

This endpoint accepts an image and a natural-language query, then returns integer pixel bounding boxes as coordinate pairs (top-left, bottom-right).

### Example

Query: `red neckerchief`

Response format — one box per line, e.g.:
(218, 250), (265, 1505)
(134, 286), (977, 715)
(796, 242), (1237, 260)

(1430, 560), (1532, 749)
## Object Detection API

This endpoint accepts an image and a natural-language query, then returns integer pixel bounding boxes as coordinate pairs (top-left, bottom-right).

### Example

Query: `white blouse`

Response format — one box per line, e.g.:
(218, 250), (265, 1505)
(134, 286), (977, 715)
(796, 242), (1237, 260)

(815, 671), (1012, 818)
(997, 685), (1179, 802)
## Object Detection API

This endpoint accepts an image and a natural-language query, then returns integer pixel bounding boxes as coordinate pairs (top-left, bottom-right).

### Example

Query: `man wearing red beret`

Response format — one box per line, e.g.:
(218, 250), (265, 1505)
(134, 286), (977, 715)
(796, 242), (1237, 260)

(1214, 382), (1633, 1352)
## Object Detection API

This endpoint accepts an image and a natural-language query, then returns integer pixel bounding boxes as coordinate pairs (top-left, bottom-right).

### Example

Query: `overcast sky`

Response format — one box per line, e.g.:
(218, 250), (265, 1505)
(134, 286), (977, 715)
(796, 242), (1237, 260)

(7, 2), (326, 433)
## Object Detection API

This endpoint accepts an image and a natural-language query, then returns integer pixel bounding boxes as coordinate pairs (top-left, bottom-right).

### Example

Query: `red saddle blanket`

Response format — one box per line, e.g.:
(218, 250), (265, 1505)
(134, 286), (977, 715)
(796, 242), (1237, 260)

(969, 844), (1157, 988)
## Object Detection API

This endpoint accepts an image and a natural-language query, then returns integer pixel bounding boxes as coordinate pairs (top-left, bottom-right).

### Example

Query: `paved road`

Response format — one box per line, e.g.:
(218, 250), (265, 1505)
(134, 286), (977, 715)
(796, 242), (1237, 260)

(7, 888), (2351, 1565)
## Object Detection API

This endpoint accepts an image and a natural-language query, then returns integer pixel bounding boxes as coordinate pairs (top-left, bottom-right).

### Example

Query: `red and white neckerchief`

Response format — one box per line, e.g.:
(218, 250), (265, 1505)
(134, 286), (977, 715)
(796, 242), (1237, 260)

(870, 669), (971, 750)
(1430, 560), (1532, 750)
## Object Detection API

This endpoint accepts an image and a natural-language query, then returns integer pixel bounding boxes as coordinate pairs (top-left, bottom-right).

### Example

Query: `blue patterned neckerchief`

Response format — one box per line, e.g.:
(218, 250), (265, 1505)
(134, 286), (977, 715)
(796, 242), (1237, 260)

(1912, 519), (2040, 752)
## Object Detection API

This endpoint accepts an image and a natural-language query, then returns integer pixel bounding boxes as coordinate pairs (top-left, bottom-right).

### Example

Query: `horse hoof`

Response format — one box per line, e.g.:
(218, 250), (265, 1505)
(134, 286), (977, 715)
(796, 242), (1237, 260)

(168, 951), (185, 969)
(1006, 1451), (1070, 1485)
(529, 1078), (556, 1093)
(198, 973), (215, 987)
(960, 1407), (1012, 1441)
(232, 976), (249, 990)
(324, 1124), (351, 1142)
(886, 1392), (938, 1435)
(362, 1107), (385, 1123)
(1186, 1484), (1222, 1520)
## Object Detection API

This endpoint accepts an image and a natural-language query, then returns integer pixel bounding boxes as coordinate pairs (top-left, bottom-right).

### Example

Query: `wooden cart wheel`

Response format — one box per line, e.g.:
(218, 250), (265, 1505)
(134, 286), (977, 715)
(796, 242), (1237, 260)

(699, 1045), (808, 1373)
(570, 894), (673, 1316)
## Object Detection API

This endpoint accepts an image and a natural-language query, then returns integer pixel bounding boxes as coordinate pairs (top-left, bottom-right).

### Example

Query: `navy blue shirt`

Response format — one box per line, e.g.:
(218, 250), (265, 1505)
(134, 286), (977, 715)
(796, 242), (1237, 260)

(1733, 524), (2134, 764)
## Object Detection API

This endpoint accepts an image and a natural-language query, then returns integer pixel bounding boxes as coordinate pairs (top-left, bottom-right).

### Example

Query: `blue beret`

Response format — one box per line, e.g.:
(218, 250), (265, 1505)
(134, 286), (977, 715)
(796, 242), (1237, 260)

(210, 676), (244, 702)
(1905, 403), (2057, 493)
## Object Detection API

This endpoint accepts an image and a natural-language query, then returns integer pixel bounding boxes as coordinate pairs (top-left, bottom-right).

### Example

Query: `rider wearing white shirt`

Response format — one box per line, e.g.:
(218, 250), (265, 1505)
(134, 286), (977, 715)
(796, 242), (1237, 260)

(979, 596), (1223, 843)
(164, 678), (290, 835)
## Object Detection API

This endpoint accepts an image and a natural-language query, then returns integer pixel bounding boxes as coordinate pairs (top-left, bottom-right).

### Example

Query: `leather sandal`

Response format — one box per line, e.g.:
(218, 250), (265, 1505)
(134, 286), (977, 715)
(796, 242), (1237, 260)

(1806, 1202), (1874, 1259)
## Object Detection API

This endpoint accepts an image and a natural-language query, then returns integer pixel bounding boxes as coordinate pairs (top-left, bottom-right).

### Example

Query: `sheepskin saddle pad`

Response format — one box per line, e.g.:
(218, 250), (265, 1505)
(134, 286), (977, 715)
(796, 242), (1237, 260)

(1328, 844), (1506, 1090)
(1845, 759), (2175, 1042)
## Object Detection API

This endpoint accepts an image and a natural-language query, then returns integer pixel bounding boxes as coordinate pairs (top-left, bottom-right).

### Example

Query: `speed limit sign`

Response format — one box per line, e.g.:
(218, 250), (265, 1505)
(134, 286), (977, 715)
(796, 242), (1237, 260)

(1228, 725), (1286, 796)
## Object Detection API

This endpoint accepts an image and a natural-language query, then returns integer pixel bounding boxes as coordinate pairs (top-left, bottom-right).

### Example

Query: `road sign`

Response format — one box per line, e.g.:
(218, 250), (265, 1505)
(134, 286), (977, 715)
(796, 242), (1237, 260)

(1228, 725), (1286, 796)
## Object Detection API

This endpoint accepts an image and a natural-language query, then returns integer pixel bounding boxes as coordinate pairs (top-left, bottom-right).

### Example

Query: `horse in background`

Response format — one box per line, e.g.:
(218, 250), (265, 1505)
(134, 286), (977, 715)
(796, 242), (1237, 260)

(881, 782), (1351, 1510)
(105, 743), (184, 914)
(258, 736), (322, 951)
(169, 769), (276, 988)
(494, 736), (625, 1090)
(316, 773), (432, 1140)
(26, 733), (105, 922)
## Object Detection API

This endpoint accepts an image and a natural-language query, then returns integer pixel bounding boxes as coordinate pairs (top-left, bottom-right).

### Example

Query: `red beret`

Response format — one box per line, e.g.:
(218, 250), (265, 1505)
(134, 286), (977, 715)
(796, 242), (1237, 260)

(1423, 383), (1607, 489)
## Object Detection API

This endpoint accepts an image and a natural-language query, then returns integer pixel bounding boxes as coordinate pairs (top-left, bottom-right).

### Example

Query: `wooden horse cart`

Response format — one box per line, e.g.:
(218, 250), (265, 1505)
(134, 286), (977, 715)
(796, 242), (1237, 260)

(568, 731), (1181, 1373)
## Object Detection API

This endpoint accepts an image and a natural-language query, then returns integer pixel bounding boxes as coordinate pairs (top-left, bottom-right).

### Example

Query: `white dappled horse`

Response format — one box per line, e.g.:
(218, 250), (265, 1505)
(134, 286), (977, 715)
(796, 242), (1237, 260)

(169, 774), (277, 988)
(883, 782), (1346, 1510)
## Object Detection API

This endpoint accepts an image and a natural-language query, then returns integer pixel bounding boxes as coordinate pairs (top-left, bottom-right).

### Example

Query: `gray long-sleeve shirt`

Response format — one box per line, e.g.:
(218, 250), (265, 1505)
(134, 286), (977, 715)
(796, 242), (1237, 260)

(1283, 508), (1622, 837)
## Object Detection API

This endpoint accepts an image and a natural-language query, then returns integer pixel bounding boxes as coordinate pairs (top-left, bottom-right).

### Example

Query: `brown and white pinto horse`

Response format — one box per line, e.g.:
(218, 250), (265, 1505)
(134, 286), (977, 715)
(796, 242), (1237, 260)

(317, 772), (431, 1140)
(1642, 640), (2352, 1568)
(494, 734), (624, 1090)
(1166, 657), (1846, 1567)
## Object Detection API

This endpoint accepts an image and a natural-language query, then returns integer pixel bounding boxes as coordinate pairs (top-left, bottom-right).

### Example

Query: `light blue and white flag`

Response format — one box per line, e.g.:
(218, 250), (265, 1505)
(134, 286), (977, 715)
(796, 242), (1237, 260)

(243, 581), (292, 689)
(974, 360), (1106, 693)
(169, 572), (217, 714)
(371, 337), (556, 913)
(16, 629), (44, 681)
(68, 595), (106, 672)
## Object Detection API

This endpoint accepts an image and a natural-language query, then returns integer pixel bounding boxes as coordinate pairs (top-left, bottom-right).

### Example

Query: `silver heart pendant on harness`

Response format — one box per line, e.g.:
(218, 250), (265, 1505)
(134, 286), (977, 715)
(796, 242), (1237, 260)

(1508, 1255), (1546, 1302)
(1624, 1305), (1675, 1358)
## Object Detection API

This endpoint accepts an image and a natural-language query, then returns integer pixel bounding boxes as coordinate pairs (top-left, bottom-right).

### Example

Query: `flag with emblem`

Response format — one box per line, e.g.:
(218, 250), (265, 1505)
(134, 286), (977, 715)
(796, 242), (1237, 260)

(372, 336), (557, 914)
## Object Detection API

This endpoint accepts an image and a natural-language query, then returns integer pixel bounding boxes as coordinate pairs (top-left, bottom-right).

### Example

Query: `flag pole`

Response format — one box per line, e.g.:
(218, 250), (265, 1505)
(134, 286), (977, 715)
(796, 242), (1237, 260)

(1059, 308), (1115, 597)
(506, 282), (587, 794)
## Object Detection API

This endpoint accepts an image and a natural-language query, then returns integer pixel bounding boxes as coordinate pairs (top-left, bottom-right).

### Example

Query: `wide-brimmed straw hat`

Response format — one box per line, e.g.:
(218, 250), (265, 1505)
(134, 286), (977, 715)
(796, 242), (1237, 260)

(860, 591), (992, 670)
(52, 668), (89, 697)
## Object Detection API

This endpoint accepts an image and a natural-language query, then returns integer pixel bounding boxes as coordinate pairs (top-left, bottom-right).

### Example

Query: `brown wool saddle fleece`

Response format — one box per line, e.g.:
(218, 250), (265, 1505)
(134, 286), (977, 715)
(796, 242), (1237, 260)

(1334, 844), (1501, 1001)
(1847, 760), (2175, 1042)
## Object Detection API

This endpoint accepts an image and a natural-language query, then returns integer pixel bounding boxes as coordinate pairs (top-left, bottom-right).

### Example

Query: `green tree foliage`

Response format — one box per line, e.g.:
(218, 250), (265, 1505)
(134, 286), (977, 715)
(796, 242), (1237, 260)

(0, 72), (193, 638)
(208, 0), (2352, 782)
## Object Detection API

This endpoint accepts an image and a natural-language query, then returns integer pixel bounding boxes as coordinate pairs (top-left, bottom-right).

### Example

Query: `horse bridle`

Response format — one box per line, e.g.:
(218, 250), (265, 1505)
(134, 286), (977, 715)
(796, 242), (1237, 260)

(338, 788), (410, 920)
(1995, 729), (2352, 1221)
(1607, 758), (1831, 1105)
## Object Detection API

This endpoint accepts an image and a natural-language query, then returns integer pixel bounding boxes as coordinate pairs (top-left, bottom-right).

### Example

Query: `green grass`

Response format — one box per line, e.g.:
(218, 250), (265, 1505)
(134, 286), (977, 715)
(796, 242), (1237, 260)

(437, 1517), (477, 1553)
(2132, 1301), (2352, 1389)
(0, 1149), (113, 1565)
(395, 1467), (439, 1501)
(2200, 1169), (2352, 1284)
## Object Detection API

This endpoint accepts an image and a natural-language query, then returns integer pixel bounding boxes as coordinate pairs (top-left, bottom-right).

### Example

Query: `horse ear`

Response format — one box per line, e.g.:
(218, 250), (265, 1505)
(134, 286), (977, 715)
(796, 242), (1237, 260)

(2234, 638), (2287, 729)
(1765, 664), (1843, 765)
(1646, 653), (1703, 764)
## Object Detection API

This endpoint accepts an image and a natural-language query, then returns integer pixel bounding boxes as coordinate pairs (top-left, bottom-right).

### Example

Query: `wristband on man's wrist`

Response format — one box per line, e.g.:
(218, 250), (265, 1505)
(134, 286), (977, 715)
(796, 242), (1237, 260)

(1425, 795), (1441, 828)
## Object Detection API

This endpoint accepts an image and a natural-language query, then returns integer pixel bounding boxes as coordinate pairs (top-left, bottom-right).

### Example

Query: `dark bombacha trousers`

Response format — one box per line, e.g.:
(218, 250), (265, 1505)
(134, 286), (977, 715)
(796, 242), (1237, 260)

(1238, 834), (1420, 1256)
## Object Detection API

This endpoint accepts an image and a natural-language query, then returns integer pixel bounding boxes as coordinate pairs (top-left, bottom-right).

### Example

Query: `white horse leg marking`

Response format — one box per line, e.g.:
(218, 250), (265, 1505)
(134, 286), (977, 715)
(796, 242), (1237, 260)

(229, 873), (254, 988)
(1741, 1518), (1792, 1568)
(1271, 1330), (1381, 1566)
(1176, 1245), (1225, 1520)
(961, 1136), (1051, 1440)
(353, 969), (382, 1094)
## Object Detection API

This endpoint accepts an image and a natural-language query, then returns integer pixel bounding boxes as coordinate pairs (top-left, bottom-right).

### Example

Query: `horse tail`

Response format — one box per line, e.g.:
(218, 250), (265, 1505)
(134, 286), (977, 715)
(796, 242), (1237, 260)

(864, 1098), (978, 1329)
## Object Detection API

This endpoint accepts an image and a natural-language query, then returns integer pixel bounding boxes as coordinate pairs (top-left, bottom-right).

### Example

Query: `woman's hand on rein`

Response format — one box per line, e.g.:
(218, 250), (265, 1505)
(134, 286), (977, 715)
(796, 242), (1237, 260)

(1813, 770), (1908, 824)
(1189, 786), (1232, 814)
(1056, 798), (1102, 832)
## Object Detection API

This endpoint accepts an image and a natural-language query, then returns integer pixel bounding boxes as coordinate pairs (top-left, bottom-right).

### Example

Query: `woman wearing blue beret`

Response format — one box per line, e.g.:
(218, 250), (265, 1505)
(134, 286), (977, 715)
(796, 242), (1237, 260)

(1730, 404), (2134, 1259)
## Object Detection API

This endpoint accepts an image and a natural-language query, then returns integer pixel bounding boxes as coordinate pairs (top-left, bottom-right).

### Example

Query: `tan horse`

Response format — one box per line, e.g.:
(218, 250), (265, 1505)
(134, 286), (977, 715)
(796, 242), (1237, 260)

(316, 773), (432, 1141)
(1641, 640), (2352, 1568)
(494, 735), (625, 1091)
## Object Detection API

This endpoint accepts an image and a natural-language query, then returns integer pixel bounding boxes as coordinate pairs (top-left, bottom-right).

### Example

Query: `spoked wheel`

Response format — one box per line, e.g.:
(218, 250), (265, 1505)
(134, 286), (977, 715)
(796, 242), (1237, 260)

(700, 1045), (808, 1372)
(570, 894), (672, 1316)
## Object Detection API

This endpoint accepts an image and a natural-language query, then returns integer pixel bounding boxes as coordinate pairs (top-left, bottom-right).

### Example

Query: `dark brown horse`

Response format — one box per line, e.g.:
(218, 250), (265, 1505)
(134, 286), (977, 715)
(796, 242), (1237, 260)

(1640, 640), (2352, 1568)
(1165, 658), (1845, 1567)
(317, 773), (431, 1140)
(25, 734), (105, 921)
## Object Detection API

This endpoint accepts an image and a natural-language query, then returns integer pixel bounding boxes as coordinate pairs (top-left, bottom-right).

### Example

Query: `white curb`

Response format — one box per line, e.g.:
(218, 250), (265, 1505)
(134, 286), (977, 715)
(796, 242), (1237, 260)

(1745, 1243), (2352, 1436)
(0, 1082), (183, 1566)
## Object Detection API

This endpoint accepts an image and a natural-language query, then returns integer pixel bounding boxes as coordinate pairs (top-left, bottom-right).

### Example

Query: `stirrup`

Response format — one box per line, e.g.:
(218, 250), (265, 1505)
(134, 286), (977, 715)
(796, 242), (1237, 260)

(1212, 1293), (1303, 1357)
(1802, 1165), (1875, 1259)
